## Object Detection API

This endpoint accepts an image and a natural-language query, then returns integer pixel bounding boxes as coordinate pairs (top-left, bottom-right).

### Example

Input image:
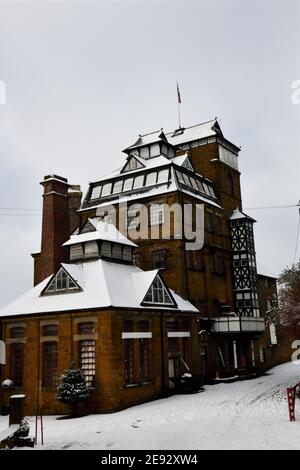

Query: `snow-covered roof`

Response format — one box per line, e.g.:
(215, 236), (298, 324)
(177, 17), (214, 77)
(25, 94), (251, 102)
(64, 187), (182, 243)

(81, 168), (222, 212)
(63, 219), (137, 248)
(124, 130), (171, 152)
(91, 155), (171, 183)
(124, 120), (220, 152)
(166, 120), (218, 146)
(0, 260), (198, 318)
(229, 208), (256, 222)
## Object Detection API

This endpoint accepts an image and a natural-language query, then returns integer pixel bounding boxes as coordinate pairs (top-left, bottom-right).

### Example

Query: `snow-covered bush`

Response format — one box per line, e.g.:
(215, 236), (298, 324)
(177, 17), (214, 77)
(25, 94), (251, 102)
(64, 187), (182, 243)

(56, 361), (90, 410)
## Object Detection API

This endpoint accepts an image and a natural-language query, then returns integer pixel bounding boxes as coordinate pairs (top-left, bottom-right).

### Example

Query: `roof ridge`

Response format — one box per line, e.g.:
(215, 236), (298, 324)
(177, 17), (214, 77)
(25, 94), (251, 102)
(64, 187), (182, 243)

(140, 129), (162, 137)
(165, 119), (216, 135)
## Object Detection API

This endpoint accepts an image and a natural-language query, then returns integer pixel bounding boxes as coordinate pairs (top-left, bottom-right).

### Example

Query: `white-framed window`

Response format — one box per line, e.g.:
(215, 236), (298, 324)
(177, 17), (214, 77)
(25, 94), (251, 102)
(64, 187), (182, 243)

(146, 172), (157, 186)
(101, 182), (112, 197)
(175, 170), (185, 185)
(79, 339), (95, 388)
(143, 275), (174, 305)
(90, 185), (102, 200)
(123, 177), (134, 192)
(133, 175), (145, 189)
(157, 169), (169, 184)
(189, 177), (198, 190)
(112, 179), (123, 194)
(182, 173), (191, 186)
(44, 268), (80, 295)
(150, 205), (165, 226)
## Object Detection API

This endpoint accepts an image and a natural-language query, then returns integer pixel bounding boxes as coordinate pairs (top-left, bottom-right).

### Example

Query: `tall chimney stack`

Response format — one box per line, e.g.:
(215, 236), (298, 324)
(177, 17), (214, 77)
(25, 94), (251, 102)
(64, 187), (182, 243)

(32, 174), (82, 286)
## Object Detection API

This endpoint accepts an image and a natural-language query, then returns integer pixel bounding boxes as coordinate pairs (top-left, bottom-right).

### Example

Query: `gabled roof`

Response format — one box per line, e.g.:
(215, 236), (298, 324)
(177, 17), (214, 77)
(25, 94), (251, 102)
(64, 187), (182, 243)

(120, 154), (146, 173)
(124, 129), (172, 153)
(0, 260), (198, 317)
(63, 219), (138, 248)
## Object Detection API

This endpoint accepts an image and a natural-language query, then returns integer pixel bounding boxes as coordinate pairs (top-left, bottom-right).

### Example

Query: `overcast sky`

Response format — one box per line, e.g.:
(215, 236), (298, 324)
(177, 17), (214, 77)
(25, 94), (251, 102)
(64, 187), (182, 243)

(0, 0), (299, 308)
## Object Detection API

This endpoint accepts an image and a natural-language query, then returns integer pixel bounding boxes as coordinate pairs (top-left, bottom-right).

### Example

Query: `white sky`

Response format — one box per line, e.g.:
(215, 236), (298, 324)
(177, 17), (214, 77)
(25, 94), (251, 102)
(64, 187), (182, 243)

(0, 0), (299, 308)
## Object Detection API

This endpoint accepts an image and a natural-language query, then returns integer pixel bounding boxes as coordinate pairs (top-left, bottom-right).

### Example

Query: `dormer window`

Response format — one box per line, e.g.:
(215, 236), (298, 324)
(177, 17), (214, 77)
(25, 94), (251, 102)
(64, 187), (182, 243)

(80, 220), (96, 234)
(121, 156), (145, 173)
(42, 268), (81, 295)
(143, 275), (175, 306)
(182, 158), (194, 172)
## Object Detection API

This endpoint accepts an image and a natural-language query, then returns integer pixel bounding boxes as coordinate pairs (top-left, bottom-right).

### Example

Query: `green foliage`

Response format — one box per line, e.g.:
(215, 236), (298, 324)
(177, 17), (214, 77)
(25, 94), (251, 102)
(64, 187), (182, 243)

(56, 361), (90, 407)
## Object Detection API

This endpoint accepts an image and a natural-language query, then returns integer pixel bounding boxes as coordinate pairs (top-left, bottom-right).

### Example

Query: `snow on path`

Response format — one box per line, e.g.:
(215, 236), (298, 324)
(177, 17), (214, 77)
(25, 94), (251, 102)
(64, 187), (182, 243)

(28, 362), (300, 450)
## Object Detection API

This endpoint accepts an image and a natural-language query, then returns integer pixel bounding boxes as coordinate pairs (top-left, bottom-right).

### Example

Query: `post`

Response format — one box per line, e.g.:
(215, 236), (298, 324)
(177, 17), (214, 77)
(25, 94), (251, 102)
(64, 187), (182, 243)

(251, 340), (255, 367)
(9, 394), (25, 426)
(287, 387), (296, 421)
(233, 341), (238, 370)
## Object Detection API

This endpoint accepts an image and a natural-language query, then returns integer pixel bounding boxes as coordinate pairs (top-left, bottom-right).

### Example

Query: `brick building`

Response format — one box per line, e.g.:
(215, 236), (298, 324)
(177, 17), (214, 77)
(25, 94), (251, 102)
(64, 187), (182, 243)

(0, 118), (280, 415)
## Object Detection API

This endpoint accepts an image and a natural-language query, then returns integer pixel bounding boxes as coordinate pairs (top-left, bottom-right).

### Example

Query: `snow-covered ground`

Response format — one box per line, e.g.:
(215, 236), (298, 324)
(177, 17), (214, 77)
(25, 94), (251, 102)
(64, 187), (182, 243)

(1, 362), (300, 450)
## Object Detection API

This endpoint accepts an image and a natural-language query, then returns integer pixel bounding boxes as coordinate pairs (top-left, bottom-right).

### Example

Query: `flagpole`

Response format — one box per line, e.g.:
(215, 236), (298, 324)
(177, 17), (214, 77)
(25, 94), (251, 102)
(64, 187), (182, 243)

(176, 81), (182, 129)
(177, 99), (181, 129)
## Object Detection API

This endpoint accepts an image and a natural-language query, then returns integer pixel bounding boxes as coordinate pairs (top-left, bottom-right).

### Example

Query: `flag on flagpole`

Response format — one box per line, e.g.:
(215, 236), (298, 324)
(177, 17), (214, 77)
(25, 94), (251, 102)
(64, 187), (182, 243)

(177, 82), (181, 104)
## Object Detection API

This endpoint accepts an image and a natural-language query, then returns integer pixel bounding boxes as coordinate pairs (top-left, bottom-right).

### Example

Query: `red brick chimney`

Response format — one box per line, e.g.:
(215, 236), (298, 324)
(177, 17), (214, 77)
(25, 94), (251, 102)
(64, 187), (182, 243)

(32, 174), (82, 286)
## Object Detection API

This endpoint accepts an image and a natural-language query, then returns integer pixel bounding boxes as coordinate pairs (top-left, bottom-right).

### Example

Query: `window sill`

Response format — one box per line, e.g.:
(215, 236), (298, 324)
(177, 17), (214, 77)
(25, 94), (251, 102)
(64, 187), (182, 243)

(124, 381), (152, 389)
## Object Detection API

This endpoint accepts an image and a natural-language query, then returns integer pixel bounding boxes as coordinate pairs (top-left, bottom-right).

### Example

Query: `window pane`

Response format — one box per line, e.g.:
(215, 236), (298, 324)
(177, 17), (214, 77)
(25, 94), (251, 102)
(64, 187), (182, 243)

(157, 169), (169, 184)
(176, 170), (185, 184)
(208, 185), (216, 198)
(79, 340), (95, 388)
(202, 183), (211, 196)
(10, 343), (24, 387)
(10, 327), (25, 338)
(101, 183), (112, 197)
(182, 173), (191, 186)
(42, 324), (58, 336)
(196, 179), (205, 192)
(139, 338), (150, 382)
(124, 339), (134, 385)
(42, 342), (57, 388)
(189, 177), (198, 190)
(123, 178), (134, 192)
(78, 322), (94, 335)
(112, 180), (123, 194)
(90, 186), (102, 200)
(145, 172), (157, 186)
(133, 175), (145, 189)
